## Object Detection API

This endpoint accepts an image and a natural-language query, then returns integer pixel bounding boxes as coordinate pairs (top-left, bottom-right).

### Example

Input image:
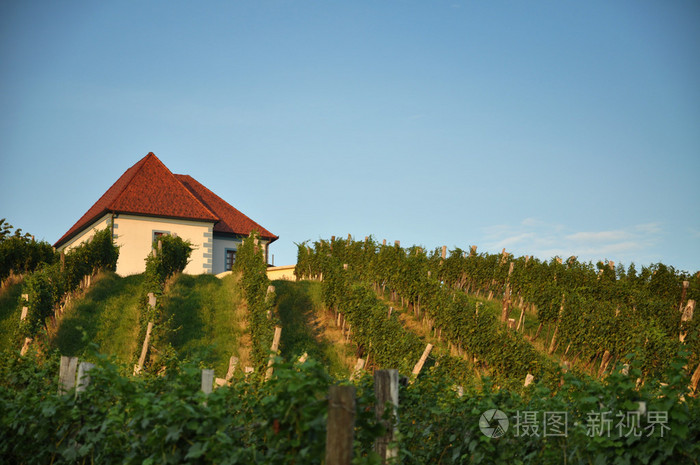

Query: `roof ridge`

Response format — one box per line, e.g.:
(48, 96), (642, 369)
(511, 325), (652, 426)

(171, 172), (220, 222)
(176, 174), (270, 234)
(174, 174), (276, 240)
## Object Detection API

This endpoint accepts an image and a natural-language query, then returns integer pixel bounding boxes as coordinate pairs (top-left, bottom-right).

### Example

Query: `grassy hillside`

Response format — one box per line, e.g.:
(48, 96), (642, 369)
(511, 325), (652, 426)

(162, 273), (244, 377)
(53, 272), (145, 365)
(273, 279), (352, 378)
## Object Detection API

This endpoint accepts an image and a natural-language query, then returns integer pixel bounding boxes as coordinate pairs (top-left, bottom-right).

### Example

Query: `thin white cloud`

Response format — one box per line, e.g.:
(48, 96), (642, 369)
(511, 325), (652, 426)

(566, 230), (631, 243)
(480, 219), (663, 265)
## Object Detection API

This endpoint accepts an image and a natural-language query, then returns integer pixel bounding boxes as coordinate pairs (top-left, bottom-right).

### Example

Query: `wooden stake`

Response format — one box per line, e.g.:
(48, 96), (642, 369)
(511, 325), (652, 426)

(548, 295), (565, 355)
(680, 300), (695, 342)
(226, 356), (239, 380)
(20, 294), (28, 322)
(501, 262), (514, 322)
(20, 337), (32, 356)
(516, 305), (525, 332)
(134, 321), (153, 375)
(76, 362), (95, 396)
(412, 344), (433, 377)
(349, 358), (365, 380)
(201, 369), (215, 394)
(691, 362), (700, 393)
(598, 350), (613, 378)
(59, 356), (78, 394)
(374, 370), (399, 463)
(326, 385), (356, 465)
(265, 326), (283, 381)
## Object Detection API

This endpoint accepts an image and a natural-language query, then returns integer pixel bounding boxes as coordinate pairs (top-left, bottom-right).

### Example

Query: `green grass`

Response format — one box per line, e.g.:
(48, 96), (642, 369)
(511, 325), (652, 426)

(274, 279), (350, 378)
(53, 272), (145, 365)
(0, 280), (23, 353)
(162, 273), (244, 377)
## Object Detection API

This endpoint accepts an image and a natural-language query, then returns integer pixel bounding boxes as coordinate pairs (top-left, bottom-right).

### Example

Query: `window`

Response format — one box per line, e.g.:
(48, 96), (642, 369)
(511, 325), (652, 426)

(152, 231), (169, 253)
(153, 230), (168, 243)
(225, 249), (236, 271)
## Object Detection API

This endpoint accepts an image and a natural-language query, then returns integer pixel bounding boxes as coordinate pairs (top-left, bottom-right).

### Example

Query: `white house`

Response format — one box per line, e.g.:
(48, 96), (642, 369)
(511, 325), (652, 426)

(54, 153), (277, 276)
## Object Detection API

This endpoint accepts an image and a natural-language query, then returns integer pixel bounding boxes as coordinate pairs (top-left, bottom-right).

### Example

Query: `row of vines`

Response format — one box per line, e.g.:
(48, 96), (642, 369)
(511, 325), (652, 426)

(2, 344), (698, 464)
(295, 236), (699, 385)
(233, 231), (279, 370)
(13, 226), (119, 344)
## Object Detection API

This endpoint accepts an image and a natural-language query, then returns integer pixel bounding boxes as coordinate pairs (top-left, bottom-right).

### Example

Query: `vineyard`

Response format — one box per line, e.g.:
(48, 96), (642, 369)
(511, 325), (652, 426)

(1, 222), (700, 463)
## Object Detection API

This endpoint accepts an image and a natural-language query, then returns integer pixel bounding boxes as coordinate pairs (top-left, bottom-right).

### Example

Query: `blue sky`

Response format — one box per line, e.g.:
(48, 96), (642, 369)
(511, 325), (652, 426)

(1, 1), (699, 273)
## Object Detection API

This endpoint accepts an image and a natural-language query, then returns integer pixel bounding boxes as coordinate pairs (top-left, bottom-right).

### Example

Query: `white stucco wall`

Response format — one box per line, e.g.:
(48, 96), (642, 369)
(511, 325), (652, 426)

(58, 214), (113, 253)
(112, 214), (214, 276)
(212, 236), (242, 275)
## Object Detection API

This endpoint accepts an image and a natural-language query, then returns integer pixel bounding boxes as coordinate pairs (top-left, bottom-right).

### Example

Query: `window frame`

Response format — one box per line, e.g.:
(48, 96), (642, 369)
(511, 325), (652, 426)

(225, 248), (237, 271)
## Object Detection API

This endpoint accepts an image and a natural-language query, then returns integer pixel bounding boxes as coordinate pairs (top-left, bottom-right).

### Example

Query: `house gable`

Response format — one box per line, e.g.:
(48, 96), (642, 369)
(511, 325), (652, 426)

(54, 152), (277, 276)
(54, 153), (218, 249)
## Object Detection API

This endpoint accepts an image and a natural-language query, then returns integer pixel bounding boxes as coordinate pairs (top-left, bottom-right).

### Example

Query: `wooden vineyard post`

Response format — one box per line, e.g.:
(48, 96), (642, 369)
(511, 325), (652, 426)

(374, 369), (399, 463)
(412, 344), (433, 378)
(680, 300), (695, 342)
(201, 369), (215, 395)
(226, 356), (239, 381)
(548, 294), (565, 355)
(516, 304), (526, 332)
(19, 293), (32, 356)
(349, 358), (365, 381)
(76, 362), (95, 397)
(598, 350), (613, 378)
(20, 293), (28, 321)
(134, 293), (157, 375)
(501, 262), (514, 322)
(134, 322), (154, 375)
(691, 362), (700, 394)
(58, 356), (79, 394)
(325, 385), (356, 465)
(265, 326), (283, 381)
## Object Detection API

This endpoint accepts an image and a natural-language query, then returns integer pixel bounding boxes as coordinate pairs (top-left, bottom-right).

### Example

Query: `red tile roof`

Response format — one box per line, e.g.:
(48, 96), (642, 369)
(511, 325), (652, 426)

(175, 174), (277, 241)
(54, 153), (277, 247)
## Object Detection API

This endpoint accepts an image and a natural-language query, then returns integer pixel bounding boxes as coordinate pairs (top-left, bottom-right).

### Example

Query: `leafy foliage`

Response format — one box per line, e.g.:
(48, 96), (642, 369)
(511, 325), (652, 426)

(0, 349), (698, 464)
(0, 218), (56, 283)
(234, 231), (279, 370)
(144, 234), (193, 294)
(20, 226), (119, 339)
